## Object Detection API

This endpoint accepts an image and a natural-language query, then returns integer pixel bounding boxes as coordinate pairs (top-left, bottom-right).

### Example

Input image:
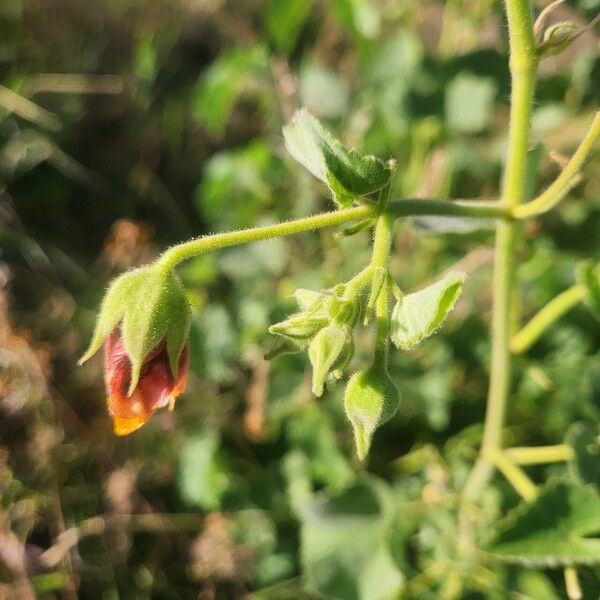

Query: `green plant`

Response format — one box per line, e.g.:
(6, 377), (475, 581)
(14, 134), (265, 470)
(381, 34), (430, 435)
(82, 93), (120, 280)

(77, 0), (600, 597)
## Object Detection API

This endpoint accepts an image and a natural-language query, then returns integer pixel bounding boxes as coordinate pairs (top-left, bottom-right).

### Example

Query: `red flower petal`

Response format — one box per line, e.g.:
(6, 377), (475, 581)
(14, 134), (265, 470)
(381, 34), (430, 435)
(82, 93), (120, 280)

(104, 329), (189, 435)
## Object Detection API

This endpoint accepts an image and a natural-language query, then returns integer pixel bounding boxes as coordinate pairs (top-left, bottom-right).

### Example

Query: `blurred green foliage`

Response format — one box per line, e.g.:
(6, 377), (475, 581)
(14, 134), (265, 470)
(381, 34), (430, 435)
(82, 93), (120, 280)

(0, 0), (599, 598)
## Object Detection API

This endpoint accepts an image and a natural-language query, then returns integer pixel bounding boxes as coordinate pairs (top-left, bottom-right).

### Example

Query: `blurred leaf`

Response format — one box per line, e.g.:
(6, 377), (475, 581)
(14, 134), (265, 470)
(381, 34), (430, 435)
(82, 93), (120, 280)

(445, 73), (497, 134)
(487, 480), (600, 566)
(301, 479), (403, 599)
(192, 44), (268, 134)
(283, 108), (392, 207)
(577, 260), (600, 317)
(196, 139), (274, 230)
(299, 63), (350, 119)
(516, 570), (561, 600)
(390, 271), (466, 351)
(190, 305), (237, 384)
(286, 405), (354, 491)
(178, 429), (228, 510)
(264, 0), (314, 52)
(567, 421), (600, 488)
(333, 0), (381, 39)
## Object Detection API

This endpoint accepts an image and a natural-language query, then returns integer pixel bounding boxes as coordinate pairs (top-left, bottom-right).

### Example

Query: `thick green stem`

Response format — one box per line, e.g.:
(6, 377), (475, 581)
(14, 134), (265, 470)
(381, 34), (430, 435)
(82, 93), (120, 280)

(463, 0), (536, 501)
(158, 198), (507, 271)
(510, 285), (587, 354)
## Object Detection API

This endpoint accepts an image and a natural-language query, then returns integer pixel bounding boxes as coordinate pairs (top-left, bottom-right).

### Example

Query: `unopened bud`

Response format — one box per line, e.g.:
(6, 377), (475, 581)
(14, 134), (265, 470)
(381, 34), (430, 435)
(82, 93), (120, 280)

(344, 365), (400, 460)
(309, 324), (352, 397)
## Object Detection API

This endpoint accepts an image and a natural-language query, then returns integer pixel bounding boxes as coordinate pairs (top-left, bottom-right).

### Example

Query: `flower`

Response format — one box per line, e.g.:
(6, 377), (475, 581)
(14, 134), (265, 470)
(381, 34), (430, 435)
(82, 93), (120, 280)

(104, 328), (189, 435)
(79, 264), (192, 435)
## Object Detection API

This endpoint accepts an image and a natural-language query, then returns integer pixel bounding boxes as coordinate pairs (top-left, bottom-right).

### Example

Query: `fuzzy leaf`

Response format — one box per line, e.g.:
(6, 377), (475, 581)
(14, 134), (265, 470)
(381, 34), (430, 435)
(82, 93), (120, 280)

(283, 108), (392, 207)
(390, 271), (466, 350)
(487, 480), (600, 567)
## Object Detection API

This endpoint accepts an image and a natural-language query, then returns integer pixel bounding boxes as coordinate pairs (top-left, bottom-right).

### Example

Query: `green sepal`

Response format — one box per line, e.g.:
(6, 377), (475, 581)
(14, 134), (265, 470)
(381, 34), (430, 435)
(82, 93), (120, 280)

(121, 267), (192, 395)
(390, 271), (466, 350)
(263, 336), (305, 360)
(283, 108), (393, 207)
(343, 364), (400, 460)
(577, 261), (600, 317)
(308, 324), (352, 397)
(79, 269), (146, 365)
(80, 264), (192, 395)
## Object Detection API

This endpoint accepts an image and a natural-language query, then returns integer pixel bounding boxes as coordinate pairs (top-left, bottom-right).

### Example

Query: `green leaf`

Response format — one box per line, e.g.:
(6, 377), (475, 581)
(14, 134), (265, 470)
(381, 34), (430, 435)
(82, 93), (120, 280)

(178, 430), (228, 510)
(283, 109), (393, 207)
(567, 421), (600, 488)
(445, 73), (497, 134)
(487, 480), (600, 567)
(300, 480), (404, 600)
(192, 45), (267, 134)
(264, 0), (314, 52)
(299, 63), (350, 119)
(577, 260), (600, 317)
(344, 365), (400, 460)
(390, 271), (466, 351)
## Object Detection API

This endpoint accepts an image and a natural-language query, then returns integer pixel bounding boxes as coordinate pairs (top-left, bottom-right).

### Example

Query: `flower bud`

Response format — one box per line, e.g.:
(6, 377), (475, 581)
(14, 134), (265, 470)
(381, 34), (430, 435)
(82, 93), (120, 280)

(537, 21), (577, 58)
(344, 365), (400, 460)
(308, 324), (353, 397)
(79, 264), (192, 434)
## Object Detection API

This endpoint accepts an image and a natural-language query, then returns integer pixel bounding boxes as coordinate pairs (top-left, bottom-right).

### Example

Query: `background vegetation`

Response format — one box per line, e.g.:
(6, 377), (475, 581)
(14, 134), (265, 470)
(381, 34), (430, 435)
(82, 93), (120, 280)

(1, 0), (599, 598)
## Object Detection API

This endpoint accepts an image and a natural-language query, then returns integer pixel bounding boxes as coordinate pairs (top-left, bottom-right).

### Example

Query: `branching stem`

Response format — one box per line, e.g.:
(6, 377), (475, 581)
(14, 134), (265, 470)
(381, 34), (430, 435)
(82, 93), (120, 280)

(514, 111), (600, 218)
(510, 284), (587, 354)
(158, 198), (507, 271)
(463, 0), (537, 501)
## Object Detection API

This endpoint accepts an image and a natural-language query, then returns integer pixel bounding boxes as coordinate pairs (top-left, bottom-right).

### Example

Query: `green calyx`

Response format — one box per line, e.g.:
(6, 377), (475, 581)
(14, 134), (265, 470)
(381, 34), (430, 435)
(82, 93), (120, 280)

(343, 364), (400, 461)
(79, 264), (192, 394)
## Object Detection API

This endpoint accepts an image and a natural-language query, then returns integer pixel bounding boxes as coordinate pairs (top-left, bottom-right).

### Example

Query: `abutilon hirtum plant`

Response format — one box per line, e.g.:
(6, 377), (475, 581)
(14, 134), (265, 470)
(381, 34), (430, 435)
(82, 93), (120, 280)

(81, 0), (600, 593)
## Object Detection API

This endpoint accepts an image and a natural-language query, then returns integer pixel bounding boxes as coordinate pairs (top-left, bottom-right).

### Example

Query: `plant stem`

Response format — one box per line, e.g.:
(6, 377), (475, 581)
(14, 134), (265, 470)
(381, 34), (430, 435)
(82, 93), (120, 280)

(505, 444), (574, 465)
(489, 448), (537, 501)
(510, 284), (587, 354)
(373, 277), (390, 366)
(158, 198), (507, 271)
(463, 0), (537, 502)
(514, 111), (600, 218)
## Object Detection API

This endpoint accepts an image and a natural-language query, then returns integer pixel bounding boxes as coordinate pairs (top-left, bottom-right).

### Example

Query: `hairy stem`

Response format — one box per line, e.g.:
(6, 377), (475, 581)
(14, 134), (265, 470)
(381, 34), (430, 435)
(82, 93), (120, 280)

(463, 0), (536, 501)
(514, 111), (600, 218)
(510, 284), (586, 354)
(158, 198), (508, 271)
